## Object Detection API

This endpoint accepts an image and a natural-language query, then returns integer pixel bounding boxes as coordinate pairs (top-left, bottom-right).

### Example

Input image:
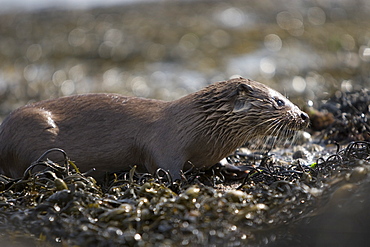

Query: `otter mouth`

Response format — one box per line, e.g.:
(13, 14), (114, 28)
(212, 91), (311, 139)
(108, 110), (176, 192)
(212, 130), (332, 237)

(288, 122), (310, 131)
(251, 120), (308, 149)
(250, 115), (308, 141)
(282, 113), (310, 132)
(259, 115), (309, 142)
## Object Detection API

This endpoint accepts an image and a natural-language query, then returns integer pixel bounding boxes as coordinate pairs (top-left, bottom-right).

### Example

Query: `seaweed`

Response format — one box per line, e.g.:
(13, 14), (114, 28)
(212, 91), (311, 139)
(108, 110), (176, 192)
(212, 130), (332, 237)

(317, 89), (370, 143)
(0, 139), (369, 246)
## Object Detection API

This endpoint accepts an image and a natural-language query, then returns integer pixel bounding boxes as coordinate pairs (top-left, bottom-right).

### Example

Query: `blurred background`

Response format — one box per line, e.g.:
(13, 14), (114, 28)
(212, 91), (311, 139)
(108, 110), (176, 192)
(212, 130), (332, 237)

(0, 0), (369, 120)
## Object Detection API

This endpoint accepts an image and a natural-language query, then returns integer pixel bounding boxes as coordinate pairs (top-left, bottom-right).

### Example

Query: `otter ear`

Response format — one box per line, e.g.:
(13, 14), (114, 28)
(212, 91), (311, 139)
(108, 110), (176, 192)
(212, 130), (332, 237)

(233, 83), (253, 112)
(237, 83), (253, 96)
(233, 99), (252, 112)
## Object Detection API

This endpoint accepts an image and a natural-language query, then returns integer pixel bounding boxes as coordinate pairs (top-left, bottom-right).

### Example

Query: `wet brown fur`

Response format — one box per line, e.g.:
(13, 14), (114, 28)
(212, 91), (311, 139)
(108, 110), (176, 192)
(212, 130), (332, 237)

(0, 78), (309, 180)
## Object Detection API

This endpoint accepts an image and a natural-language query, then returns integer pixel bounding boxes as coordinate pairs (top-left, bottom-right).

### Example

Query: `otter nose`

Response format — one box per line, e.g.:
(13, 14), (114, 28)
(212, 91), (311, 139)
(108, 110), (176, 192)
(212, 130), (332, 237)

(300, 112), (309, 121)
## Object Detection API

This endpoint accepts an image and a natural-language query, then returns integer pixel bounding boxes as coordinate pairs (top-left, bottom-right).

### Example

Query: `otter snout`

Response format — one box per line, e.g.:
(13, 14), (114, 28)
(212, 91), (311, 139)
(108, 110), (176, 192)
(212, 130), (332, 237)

(299, 111), (310, 127)
(300, 112), (309, 121)
(301, 112), (310, 125)
(293, 108), (310, 130)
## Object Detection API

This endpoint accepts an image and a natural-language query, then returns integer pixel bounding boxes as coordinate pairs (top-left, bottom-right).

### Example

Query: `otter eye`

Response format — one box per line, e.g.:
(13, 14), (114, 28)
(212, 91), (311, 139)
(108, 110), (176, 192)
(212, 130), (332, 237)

(274, 98), (285, 107)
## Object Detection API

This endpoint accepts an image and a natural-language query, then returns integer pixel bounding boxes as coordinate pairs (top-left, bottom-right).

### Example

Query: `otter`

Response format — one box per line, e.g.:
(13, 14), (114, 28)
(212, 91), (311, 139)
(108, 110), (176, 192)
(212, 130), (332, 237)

(0, 78), (309, 180)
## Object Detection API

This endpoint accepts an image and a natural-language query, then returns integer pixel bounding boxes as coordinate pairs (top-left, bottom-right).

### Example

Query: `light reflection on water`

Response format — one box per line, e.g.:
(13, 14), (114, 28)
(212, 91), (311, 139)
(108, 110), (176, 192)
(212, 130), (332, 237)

(0, 0), (369, 120)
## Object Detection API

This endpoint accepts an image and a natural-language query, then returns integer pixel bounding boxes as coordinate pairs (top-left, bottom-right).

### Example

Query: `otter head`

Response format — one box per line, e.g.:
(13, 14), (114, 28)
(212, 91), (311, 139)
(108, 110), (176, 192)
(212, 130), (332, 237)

(232, 79), (309, 139)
